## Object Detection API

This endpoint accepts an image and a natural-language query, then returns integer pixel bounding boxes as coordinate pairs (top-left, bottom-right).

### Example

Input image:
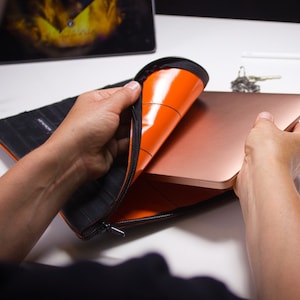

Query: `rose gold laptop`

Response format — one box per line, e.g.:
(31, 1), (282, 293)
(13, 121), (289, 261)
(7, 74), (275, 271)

(144, 91), (300, 189)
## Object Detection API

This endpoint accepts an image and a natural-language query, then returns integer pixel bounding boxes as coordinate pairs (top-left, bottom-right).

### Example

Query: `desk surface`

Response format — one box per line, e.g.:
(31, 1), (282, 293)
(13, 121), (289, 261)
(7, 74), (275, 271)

(1, 15), (300, 299)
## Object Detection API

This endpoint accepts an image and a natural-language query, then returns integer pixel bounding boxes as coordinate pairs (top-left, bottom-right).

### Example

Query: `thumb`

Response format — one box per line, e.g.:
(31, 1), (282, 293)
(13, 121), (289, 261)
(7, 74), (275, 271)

(255, 111), (274, 124)
(111, 81), (141, 113)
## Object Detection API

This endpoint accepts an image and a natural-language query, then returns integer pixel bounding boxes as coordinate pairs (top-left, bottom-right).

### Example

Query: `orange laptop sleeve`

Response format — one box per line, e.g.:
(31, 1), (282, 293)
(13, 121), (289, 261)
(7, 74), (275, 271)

(0, 57), (215, 239)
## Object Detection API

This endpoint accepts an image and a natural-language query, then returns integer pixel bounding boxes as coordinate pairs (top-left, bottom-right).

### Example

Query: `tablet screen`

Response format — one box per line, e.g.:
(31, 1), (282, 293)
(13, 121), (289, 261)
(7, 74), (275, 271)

(0, 0), (156, 64)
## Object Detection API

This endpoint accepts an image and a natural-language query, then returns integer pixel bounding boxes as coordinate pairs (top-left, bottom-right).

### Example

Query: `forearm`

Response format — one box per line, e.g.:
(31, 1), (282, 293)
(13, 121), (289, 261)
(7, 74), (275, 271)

(241, 160), (300, 300)
(0, 85), (140, 262)
(0, 141), (85, 261)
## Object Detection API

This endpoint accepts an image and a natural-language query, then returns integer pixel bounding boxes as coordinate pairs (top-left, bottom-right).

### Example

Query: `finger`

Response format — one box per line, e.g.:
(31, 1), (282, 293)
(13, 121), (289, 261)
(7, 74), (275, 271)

(117, 137), (130, 155)
(96, 81), (141, 114)
(115, 81), (141, 111)
(255, 111), (274, 125)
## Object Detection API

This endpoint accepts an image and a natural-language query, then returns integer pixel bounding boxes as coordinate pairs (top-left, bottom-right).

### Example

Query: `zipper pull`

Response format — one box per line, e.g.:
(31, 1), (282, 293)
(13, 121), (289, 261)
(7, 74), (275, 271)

(103, 222), (125, 237)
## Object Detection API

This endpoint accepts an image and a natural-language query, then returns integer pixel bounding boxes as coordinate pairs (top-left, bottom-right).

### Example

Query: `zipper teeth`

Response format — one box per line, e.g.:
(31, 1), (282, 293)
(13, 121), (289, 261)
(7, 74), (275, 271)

(82, 93), (142, 240)
(114, 211), (176, 227)
(104, 94), (142, 220)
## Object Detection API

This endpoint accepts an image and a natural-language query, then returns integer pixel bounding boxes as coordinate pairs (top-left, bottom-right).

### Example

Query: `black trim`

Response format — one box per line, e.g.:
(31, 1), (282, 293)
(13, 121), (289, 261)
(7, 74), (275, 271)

(135, 57), (209, 87)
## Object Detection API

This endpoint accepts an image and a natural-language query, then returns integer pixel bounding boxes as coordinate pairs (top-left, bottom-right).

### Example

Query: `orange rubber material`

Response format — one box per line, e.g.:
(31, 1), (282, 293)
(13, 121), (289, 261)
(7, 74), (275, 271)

(133, 68), (205, 179)
(0, 144), (18, 161)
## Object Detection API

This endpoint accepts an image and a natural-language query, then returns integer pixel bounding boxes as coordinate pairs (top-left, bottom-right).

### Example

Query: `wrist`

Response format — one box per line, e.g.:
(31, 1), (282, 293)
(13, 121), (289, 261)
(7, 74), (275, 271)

(39, 139), (88, 189)
(236, 154), (292, 219)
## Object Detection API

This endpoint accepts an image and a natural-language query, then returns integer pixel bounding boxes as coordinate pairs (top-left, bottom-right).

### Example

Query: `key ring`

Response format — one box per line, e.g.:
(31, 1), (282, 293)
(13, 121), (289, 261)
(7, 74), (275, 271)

(231, 66), (260, 93)
(231, 66), (281, 93)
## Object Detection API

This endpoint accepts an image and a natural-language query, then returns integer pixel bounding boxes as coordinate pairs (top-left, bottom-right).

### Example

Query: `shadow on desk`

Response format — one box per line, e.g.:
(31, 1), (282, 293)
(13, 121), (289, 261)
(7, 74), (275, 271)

(28, 178), (243, 262)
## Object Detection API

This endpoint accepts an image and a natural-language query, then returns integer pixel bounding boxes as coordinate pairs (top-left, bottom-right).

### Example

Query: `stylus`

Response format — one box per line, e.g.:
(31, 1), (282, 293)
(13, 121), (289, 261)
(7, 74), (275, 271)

(241, 51), (300, 60)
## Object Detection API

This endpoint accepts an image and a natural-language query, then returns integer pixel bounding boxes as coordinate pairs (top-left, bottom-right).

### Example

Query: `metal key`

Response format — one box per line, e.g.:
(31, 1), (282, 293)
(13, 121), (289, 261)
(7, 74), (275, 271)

(231, 67), (281, 93)
(231, 67), (260, 92)
(247, 75), (282, 82)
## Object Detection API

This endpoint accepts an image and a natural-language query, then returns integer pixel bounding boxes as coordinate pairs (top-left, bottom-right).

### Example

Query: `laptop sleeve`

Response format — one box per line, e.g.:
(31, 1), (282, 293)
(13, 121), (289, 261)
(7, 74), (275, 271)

(0, 56), (226, 240)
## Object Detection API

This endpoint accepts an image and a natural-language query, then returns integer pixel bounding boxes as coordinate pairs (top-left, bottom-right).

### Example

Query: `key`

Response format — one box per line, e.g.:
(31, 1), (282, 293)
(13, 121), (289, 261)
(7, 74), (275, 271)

(248, 75), (282, 82)
(231, 66), (281, 93)
(231, 67), (260, 92)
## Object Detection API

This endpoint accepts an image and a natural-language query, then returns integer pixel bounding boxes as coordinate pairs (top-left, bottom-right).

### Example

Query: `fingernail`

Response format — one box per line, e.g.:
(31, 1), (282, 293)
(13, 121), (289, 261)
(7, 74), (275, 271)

(258, 111), (274, 121)
(124, 81), (140, 90)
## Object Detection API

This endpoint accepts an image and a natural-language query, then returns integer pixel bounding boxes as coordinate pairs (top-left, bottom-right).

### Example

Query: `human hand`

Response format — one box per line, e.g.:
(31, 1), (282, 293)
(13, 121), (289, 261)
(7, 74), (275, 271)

(45, 81), (141, 183)
(234, 111), (300, 215)
(0, 81), (141, 260)
(233, 114), (300, 300)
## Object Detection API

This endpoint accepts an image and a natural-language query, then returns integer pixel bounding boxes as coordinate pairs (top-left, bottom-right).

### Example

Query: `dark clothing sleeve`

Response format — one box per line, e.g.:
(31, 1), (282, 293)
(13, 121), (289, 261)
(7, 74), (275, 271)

(0, 253), (246, 299)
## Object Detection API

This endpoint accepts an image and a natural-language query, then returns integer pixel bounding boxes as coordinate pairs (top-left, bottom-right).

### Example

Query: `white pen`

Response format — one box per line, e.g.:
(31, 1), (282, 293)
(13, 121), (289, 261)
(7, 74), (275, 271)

(241, 51), (300, 60)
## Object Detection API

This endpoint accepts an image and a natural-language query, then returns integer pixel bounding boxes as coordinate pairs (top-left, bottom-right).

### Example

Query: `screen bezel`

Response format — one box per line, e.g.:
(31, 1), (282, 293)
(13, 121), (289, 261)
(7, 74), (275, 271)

(0, 0), (156, 64)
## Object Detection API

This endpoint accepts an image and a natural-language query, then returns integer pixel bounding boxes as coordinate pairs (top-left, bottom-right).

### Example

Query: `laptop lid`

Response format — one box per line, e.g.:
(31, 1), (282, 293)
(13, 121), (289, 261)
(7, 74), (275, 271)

(144, 91), (300, 189)
(0, 0), (156, 64)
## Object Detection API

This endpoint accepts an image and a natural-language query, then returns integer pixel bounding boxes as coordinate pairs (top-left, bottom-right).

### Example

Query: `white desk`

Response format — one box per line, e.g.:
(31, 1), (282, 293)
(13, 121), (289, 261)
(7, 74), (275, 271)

(1, 15), (300, 299)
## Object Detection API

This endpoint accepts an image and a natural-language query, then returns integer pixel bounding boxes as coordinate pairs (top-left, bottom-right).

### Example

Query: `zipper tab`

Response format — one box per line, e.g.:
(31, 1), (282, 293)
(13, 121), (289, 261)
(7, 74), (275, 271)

(103, 222), (125, 237)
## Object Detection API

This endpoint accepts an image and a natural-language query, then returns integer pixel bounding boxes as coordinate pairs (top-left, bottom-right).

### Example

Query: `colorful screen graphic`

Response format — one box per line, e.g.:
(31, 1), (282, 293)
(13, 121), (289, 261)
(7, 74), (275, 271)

(0, 0), (156, 63)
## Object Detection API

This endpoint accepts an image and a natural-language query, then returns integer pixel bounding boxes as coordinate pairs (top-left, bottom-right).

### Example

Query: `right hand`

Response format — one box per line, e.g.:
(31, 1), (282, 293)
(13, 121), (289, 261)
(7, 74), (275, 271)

(44, 81), (141, 183)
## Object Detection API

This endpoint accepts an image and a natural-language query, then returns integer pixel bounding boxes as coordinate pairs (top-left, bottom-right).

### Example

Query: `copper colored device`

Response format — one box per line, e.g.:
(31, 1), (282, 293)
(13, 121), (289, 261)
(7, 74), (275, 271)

(144, 91), (300, 189)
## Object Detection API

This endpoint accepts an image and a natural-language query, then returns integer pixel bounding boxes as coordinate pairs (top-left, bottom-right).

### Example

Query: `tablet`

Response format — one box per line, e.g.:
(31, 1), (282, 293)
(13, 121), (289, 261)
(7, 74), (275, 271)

(0, 0), (156, 64)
